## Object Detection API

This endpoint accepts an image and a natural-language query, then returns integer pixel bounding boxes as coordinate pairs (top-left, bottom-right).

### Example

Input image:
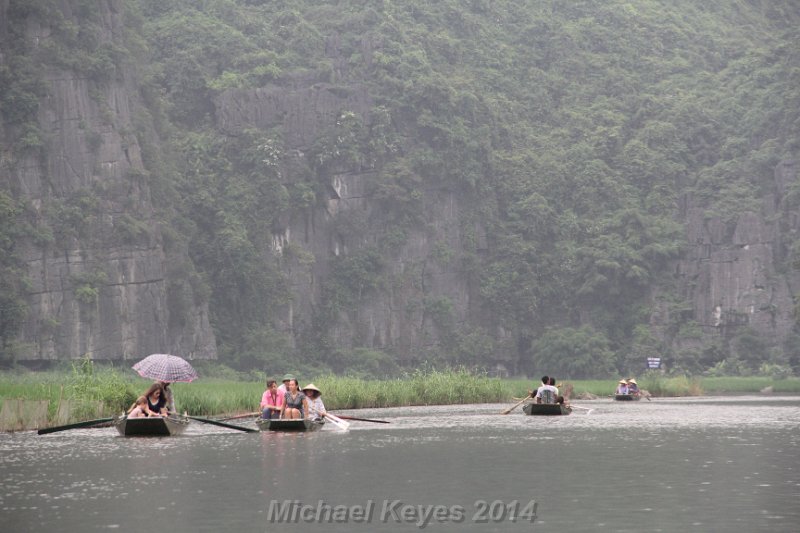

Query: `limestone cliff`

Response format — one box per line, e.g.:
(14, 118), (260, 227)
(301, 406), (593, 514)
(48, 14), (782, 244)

(651, 160), (799, 360)
(0, 0), (215, 362)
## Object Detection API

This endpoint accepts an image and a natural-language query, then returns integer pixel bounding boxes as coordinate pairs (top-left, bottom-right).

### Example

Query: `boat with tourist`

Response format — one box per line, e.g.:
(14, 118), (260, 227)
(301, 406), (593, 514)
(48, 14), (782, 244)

(614, 393), (641, 401)
(113, 414), (190, 436)
(522, 402), (572, 416)
(257, 418), (324, 432)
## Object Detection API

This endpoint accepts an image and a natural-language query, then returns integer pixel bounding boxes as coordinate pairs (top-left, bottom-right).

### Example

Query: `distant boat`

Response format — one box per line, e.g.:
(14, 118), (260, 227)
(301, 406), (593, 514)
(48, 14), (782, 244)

(523, 403), (572, 416)
(614, 393), (641, 401)
(113, 415), (190, 436)
(257, 419), (324, 432)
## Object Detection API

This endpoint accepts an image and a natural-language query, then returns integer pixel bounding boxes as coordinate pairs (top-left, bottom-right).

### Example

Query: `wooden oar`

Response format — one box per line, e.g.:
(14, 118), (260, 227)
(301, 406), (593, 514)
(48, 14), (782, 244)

(219, 412), (260, 421)
(187, 415), (257, 433)
(501, 393), (532, 415)
(334, 414), (390, 424)
(37, 417), (114, 435)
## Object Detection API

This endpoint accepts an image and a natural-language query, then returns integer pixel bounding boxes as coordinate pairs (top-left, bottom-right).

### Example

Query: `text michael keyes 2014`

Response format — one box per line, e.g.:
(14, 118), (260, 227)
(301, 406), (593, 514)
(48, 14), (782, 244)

(267, 499), (538, 529)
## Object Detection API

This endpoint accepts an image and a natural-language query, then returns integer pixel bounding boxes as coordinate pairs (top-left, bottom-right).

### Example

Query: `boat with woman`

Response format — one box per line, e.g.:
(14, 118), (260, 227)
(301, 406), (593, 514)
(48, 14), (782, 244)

(113, 414), (190, 436)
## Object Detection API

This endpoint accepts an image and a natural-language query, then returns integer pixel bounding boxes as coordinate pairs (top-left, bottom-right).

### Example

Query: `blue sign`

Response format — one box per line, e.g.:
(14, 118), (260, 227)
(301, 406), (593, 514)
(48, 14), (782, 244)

(647, 357), (661, 369)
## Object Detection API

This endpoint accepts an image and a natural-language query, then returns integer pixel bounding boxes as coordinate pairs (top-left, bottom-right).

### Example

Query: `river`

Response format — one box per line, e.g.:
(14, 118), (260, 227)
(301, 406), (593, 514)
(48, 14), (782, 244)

(1, 396), (798, 532)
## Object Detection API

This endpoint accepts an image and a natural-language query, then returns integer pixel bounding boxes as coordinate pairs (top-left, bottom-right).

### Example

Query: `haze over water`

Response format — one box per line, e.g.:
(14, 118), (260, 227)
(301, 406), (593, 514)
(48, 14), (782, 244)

(2, 396), (798, 532)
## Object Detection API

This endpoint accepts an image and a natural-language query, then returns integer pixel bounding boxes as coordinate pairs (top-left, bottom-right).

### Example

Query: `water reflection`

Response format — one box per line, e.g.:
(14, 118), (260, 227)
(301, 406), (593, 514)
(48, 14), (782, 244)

(1, 396), (798, 532)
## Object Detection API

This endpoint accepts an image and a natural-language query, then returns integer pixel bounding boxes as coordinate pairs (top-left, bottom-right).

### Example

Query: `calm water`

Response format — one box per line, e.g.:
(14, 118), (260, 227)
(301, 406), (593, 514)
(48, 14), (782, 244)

(1, 396), (799, 532)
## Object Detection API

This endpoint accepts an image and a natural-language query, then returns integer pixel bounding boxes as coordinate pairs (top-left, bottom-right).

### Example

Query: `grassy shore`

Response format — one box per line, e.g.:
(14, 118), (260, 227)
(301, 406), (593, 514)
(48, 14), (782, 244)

(2, 367), (798, 430)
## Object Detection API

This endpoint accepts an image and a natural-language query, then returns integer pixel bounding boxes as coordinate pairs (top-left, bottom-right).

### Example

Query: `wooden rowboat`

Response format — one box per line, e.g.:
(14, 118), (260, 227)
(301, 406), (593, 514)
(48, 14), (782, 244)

(614, 393), (641, 401)
(257, 419), (324, 432)
(113, 415), (190, 436)
(522, 403), (572, 416)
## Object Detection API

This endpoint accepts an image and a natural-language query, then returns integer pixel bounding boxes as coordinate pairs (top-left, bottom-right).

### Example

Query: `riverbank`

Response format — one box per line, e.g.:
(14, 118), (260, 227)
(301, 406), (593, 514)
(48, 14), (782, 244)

(2, 368), (798, 430)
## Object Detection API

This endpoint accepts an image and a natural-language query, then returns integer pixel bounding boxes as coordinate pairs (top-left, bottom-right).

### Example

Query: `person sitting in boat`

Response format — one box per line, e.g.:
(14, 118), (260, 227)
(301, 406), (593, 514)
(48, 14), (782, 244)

(127, 396), (151, 418)
(260, 379), (284, 420)
(626, 378), (640, 395)
(534, 376), (559, 404)
(280, 379), (308, 420)
(159, 381), (176, 414)
(616, 379), (629, 394)
(144, 382), (168, 417)
(277, 373), (295, 396)
(302, 383), (326, 422)
(549, 376), (566, 405)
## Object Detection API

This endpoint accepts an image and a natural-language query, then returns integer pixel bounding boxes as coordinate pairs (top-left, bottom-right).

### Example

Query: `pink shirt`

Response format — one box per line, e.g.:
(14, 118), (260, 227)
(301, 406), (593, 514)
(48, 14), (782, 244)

(261, 389), (284, 410)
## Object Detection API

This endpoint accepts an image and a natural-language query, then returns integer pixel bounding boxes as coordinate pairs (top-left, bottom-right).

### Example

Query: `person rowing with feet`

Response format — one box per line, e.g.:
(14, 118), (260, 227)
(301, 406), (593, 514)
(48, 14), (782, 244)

(302, 384), (326, 422)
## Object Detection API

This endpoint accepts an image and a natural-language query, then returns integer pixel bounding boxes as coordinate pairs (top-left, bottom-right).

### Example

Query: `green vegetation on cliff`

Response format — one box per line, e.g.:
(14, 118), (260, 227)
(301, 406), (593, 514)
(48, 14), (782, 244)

(1, 0), (799, 378)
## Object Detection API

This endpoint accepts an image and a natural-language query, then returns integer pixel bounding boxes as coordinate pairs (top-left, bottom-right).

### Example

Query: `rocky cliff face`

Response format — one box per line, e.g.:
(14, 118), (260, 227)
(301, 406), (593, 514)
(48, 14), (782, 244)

(216, 82), (490, 363)
(651, 159), (799, 357)
(1, 0), (215, 362)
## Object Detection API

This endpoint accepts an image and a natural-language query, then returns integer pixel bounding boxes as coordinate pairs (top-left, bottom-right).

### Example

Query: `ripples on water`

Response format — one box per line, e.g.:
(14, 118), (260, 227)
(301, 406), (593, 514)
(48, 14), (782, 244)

(1, 396), (799, 532)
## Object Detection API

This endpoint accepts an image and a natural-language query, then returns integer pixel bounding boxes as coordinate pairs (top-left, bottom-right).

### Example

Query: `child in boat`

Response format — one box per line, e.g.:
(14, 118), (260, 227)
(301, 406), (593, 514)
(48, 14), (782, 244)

(127, 396), (150, 418)
(616, 379), (629, 394)
(302, 384), (326, 421)
(260, 379), (284, 419)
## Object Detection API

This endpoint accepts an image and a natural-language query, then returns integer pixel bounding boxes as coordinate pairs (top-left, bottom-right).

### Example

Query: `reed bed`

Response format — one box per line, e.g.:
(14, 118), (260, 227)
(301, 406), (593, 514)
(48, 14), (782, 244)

(4, 368), (799, 430)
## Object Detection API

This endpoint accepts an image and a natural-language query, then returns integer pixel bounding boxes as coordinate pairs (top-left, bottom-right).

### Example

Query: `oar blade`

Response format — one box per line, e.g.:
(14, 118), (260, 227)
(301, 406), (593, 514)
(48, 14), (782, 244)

(323, 412), (350, 431)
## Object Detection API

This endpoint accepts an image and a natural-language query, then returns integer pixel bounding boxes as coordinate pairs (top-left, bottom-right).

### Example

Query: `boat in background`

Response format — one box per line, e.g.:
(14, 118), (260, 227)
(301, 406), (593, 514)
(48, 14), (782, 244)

(614, 394), (641, 401)
(113, 415), (190, 436)
(257, 419), (324, 432)
(523, 403), (572, 416)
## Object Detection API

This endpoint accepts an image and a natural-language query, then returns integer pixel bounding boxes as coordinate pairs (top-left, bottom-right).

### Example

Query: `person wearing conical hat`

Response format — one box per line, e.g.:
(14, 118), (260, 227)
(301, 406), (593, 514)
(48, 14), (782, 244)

(616, 379), (629, 395)
(302, 383), (326, 422)
(626, 378), (639, 395)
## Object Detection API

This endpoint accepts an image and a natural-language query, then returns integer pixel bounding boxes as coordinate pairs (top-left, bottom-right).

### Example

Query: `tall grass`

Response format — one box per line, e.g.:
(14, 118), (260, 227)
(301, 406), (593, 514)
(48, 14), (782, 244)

(1, 368), (508, 424)
(4, 367), (800, 429)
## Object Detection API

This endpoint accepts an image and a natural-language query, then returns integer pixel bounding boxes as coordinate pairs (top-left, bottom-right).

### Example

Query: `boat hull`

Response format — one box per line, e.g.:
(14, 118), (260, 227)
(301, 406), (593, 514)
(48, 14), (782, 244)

(257, 419), (324, 432)
(114, 415), (190, 436)
(614, 394), (641, 401)
(522, 403), (572, 416)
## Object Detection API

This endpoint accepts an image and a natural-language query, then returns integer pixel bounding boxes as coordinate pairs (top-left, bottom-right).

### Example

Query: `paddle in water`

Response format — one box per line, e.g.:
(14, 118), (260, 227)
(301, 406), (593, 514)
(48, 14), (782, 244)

(187, 415), (258, 433)
(38, 417), (114, 435)
(334, 414), (390, 424)
(501, 393), (532, 415)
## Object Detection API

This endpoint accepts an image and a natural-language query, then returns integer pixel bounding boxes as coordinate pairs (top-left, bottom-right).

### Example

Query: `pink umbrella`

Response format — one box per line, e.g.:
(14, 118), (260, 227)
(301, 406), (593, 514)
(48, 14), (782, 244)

(132, 353), (198, 382)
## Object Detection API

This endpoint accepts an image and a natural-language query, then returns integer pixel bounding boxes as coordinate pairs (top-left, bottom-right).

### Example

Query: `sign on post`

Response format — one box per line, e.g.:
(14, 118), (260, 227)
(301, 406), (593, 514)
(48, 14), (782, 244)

(646, 357), (661, 369)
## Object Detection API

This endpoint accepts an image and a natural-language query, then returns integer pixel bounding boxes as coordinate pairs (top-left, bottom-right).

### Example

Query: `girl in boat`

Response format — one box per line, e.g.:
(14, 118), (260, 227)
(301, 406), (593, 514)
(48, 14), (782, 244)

(302, 384), (326, 421)
(280, 379), (308, 420)
(260, 379), (284, 419)
(127, 396), (151, 418)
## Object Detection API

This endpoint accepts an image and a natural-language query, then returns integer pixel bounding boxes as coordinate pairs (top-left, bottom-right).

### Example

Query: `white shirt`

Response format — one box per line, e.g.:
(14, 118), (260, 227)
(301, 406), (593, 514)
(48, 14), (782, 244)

(535, 384), (559, 403)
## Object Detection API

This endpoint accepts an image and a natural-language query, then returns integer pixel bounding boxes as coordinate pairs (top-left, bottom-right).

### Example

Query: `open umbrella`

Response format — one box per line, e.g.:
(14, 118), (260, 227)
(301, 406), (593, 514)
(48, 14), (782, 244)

(132, 353), (198, 382)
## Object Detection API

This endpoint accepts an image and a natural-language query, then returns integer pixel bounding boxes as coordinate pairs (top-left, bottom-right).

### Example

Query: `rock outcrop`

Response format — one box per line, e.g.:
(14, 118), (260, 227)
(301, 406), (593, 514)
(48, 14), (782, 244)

(651, 159), (799, 355)
(1, 0), (215, 362)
